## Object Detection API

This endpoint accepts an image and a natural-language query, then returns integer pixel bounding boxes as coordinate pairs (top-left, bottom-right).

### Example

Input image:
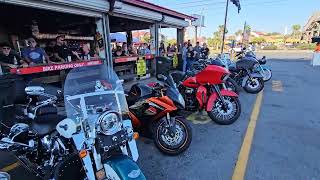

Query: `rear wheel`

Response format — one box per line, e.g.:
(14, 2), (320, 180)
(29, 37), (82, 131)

(153, 117), (192, 155)
(207, 96), (241, 125)
(225, 77), (241, 94)
(243, 77), (264, 94)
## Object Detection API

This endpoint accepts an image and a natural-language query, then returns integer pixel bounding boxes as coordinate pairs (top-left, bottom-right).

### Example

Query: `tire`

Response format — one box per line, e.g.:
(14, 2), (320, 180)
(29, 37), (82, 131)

(153, 117), (192, 155)
(225, 77), (241, 94)
(261, 68), (272, 82)
(207, 96), (241, 125)
(243, 77), (264, 94)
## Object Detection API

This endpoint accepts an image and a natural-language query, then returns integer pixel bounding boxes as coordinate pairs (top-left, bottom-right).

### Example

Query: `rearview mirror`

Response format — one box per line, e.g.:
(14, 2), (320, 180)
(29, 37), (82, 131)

(0, 172), (10, 180)
(25, 86), (45, 96)
(156, 74), (167, 82)
(116, 79), (124, 84)
(262, 56), (266, 59)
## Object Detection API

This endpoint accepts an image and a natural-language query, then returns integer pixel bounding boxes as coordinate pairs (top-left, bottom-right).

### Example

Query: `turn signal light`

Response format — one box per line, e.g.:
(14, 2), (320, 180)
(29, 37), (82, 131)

(79, 149), (88, 158)
(96, 169), (106, 180)
(133, 132), (139, 140)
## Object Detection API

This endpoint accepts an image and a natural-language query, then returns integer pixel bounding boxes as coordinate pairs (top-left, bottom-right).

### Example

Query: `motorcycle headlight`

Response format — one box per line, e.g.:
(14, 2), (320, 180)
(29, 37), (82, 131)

(98, 112), (121, 135)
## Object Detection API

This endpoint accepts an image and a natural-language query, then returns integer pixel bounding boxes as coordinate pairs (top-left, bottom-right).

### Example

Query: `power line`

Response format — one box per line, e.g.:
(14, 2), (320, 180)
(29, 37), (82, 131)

(171, 0), (225, 6)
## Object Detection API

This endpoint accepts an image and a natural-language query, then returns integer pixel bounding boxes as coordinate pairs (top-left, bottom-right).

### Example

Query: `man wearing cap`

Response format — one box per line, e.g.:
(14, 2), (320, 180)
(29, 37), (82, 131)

(54, 35), (80, 62)
(0, 42), (22, 73)
(22, 38), (49, 66)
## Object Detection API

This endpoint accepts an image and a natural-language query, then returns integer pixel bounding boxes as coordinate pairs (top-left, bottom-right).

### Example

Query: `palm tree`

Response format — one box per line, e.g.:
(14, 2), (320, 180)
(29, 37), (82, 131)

(291, 24), (301, 39)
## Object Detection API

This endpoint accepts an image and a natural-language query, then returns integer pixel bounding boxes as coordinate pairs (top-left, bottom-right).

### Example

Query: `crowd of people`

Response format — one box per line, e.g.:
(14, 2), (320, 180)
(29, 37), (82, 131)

(112, 42), (151, 57)
(181, 40), (209, 72)
(0, 35), (99, 73)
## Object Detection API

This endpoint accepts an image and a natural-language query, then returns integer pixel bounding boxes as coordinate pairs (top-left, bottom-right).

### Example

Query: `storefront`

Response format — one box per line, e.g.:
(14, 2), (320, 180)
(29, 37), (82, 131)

(108, 0), (193, 81)
(0, 0), (194, 84)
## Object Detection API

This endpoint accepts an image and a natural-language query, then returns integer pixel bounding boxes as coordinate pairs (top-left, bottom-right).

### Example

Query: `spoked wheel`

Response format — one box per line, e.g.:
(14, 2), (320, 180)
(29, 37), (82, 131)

(261, 68), (272, 82)
(207, 96), (241, 125)
(153, 117), (192, 155)
(243, 77), (264, 94)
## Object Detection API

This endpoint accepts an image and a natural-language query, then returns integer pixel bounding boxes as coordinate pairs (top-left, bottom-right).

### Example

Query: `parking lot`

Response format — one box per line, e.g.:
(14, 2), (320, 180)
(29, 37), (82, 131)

(1, 52), (320, 180)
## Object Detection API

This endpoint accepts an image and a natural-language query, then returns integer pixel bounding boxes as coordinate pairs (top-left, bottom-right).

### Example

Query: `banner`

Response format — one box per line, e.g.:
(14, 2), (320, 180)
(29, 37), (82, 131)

(136, 57), (146, 76)
(172, 54), (178, 68)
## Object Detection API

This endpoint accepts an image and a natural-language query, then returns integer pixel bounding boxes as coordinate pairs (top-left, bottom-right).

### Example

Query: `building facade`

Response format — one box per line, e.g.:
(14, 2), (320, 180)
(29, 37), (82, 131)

(303, 12), (320, 43)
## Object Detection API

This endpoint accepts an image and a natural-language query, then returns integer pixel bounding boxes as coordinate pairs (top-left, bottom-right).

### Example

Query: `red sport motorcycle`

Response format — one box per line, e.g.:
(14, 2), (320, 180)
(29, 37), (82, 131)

(171, 64), (241, 125)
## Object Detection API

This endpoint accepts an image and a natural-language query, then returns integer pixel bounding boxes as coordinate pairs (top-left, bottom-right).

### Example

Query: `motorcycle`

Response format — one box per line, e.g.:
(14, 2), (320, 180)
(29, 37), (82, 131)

(171, 64), (241, 125)
(55, 64), (145, 179)
(0, 86), (73, 179)
(126, 74), (192, 155)
(238, 50), (272, 82)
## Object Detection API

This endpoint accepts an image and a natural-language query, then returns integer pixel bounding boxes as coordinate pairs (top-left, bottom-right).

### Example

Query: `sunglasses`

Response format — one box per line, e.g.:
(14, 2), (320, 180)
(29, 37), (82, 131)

(2, 47), (10, 50)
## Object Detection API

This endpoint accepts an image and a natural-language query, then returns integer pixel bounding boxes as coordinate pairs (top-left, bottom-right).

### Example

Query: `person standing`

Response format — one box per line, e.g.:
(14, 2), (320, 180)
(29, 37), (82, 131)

(54, 35), (80, 62)
(22, 38), (50, 65)
(201, 43), (210, 59)
(194, 42), (201, 60)
(315, 42), (320, 52)
(182, 42), (188, 72)
(159, 42), (166, 56)
(166, 43), (171, 53)
(186, 45), (195, 71)
(0, 42), (22, 73)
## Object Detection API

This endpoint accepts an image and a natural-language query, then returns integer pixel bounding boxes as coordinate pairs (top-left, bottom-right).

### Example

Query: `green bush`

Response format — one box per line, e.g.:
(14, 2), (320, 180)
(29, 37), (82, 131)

(262, 45), (278, 50)
(296, 44), (316, 50)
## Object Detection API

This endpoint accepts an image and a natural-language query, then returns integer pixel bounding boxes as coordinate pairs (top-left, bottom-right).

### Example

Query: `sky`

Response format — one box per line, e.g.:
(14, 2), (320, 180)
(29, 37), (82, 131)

(147, 0), (320, 38)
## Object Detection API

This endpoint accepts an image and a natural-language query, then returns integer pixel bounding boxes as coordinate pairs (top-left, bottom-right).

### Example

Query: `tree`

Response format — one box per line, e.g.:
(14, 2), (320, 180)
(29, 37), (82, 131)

(210, 25), (228, 50)
(291, 24), (301, 39)
(165, 39), (177, 47)
(251, 37), (266, 44)
(235, 30), (243, 36)
(141, 33), (151, 43)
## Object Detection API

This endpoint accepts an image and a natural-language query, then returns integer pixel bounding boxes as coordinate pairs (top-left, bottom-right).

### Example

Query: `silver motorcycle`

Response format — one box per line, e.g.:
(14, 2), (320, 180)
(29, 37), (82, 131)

(56, 64), (145, 180)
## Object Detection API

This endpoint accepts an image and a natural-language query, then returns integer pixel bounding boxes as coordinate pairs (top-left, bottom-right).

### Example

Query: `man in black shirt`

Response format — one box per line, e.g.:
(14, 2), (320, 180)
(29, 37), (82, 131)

(0, 42), (22, 73)
(201, 43), (210, 59)
(54, 35), (80, 62)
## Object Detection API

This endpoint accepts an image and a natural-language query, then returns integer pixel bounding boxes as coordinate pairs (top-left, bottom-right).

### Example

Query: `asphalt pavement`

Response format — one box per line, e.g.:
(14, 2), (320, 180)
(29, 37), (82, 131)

(1, 52), (320, 180)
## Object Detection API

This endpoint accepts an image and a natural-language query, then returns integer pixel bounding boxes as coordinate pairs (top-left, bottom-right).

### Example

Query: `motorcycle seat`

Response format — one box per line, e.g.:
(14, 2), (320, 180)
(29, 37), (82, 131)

(126, 83), (153, 106)
(31, 114), (65, 136)
(228, 66), (239, 72)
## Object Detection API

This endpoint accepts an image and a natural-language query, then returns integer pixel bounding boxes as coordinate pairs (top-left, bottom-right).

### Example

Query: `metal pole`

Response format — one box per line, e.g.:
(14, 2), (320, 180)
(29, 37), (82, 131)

(220, 0), (229, 54)
(195, 26), (198, 43)
(242, 21), (246, 44)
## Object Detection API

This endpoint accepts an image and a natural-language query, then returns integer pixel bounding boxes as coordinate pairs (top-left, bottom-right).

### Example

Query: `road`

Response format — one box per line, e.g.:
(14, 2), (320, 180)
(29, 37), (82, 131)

(1, 53), (320, 180)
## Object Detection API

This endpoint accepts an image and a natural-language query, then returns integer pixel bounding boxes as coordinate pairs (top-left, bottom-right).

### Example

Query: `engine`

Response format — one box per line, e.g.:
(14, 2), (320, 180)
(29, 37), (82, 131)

(0, 123), (69, 177)
(182, 87), (197, 110)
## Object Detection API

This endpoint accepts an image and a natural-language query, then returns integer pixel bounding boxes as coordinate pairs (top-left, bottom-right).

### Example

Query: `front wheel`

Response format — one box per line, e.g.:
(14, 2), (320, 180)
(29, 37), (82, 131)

(207, 96), (241, 125)
(153, 117), (192, 155)
(243, 77), (264, 94)
(261, 68), (272, 82)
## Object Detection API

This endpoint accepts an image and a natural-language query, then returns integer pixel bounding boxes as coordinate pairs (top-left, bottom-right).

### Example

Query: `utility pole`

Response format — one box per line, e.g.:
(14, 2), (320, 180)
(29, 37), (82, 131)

(195, 26), (198, 43)
(242, 21), (246, 44)
(220, 0), (229, 54)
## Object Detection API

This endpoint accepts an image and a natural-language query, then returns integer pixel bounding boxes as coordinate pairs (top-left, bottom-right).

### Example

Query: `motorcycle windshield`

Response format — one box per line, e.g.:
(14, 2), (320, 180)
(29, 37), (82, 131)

(63, 64), (128, 121)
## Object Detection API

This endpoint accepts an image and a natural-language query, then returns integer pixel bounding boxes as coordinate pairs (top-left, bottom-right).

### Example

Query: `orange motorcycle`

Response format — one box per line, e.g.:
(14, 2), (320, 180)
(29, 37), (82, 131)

(126, 74), (192, 155)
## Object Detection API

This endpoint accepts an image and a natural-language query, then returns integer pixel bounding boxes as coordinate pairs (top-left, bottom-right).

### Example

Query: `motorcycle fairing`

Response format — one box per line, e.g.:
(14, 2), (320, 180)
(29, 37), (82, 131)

(196, 85), (207, 109)
(182, 77), (198, 88)
(206, 90), (238, 111)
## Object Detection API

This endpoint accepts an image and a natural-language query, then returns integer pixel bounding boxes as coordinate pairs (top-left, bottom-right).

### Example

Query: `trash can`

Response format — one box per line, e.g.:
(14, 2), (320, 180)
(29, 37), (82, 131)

(155, 56), (172, 76)
(311, 52), (320, 66)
